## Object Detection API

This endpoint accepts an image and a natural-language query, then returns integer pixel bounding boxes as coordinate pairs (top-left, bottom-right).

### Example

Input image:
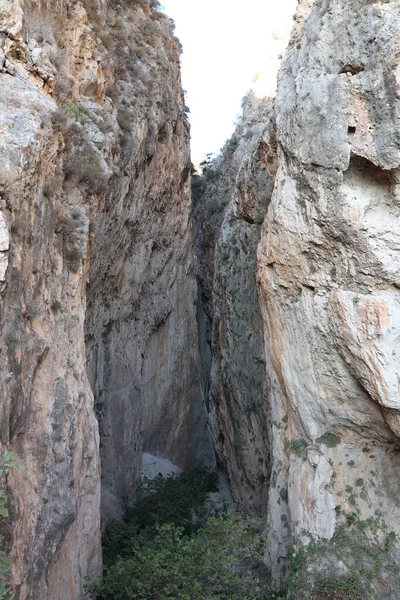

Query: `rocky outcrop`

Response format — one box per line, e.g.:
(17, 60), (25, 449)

(0, 1), (104, 597)
(0, 0), (213, 597)
(195, 1), (298, 518)
(257, 0), (400, 592)
(2, 0), (400, 596)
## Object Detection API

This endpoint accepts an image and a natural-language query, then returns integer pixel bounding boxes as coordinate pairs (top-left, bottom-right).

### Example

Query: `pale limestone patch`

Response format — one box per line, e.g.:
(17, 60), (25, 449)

(331, 290), (400, 410)
(289, 454), (335, 541)
(0, 211), (9, 252)
(0, 211), (9, 281)
(0, 0), (23, 38)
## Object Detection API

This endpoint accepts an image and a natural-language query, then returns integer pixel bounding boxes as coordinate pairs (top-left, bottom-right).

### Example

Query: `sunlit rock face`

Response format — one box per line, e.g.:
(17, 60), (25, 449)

(0, 0), (213, 597)
(0, 1), (103, 597)
(257, 0), (400, 586)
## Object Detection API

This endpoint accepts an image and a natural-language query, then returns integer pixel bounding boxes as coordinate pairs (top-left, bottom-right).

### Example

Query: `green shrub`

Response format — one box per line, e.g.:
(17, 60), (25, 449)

(103, 464), (218, 567)
(94, 465), (287, 600)
(101, 519), (140, 568)
(64, 142), (107, 192)
(287, 516), (400, 600)
(92, 512), (276, 600)
(0, 452), (19, 600)
(65, 102), (89, 123)
(315, 432), (341, 448)
(125, 463), (218, 531)
(284, 438), (308, 459)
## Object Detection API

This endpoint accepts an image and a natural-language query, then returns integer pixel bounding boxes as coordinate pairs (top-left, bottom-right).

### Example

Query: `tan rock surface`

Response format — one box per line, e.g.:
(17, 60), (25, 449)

(0, 0), (211, 597)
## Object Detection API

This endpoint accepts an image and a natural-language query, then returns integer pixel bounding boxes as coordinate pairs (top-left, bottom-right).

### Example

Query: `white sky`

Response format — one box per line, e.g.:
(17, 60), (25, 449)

(161, 0), (298, 164)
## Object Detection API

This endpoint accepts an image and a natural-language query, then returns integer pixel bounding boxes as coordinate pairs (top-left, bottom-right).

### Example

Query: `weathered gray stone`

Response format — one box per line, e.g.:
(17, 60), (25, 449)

(257, 0), (400, 590)
(196, 93), (278, 515)
(84, 9), (215, 515)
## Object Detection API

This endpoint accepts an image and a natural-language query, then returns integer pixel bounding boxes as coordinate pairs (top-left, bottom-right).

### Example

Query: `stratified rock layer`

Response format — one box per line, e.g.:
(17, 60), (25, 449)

(257, 0), (400, 591)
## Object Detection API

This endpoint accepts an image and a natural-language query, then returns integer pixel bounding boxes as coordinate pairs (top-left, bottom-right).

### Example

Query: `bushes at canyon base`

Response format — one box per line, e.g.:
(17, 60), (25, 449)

(102, 464), (219, 567)
(95, 513), (275, 600)
(91, 465), (282, 600)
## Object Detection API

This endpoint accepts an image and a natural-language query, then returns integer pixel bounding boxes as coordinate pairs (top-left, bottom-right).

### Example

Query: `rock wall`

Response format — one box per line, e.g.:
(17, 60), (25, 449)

(196, 95), (277, 514)
(84, 2), (215, 520)
(256, 0), (400, 590)
(194, 1), (296, 518)
(197, 0), (400, 594)
(0, 1), (105, 597)
(2, 0), (400, 596)
(0, 0), (213, 597)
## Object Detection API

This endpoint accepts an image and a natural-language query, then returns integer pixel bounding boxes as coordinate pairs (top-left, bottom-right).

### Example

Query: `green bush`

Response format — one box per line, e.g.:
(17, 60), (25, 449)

(93, 465), (286, 599)
(93, 512), (278, 600)
(0, 452), (19, 600)
(103, 464), (218, 567)
(287, 516), (400, 600)
(126, 463), (218, 529)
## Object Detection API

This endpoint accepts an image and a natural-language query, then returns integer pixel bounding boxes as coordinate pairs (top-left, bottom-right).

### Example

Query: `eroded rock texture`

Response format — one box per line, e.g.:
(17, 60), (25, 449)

(84, 8), (215, 517)
(196, 95), (277, 514)
(0, 2), (104, 598)
(256, 0), (400, 591)
(2, 0), (400, 596)
(0, 0), (212, 597)
(196, 0), (400, 593)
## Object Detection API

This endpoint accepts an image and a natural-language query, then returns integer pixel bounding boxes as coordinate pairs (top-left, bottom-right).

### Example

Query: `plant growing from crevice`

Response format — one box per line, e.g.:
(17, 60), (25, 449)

(316, 432), (341, 448)
(284, 438), (308, 459)
(287, 515), (400, 600)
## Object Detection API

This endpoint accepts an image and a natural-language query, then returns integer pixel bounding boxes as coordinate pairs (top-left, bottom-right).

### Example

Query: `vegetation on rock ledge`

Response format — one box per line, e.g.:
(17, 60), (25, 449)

(0, 453), (19, 600)
(288, 515), (400, 600)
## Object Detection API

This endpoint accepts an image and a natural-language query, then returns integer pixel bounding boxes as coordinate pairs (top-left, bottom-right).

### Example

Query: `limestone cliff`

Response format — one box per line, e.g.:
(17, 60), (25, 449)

(2, 0), (400, 596)
(84, 2), (215, 519)
(0, 0), (212, 597)
(258, 0), (400, 590)
(0, 1), (104, 597)
(196, 95), (277, 514)
(198, 0), (400, 595)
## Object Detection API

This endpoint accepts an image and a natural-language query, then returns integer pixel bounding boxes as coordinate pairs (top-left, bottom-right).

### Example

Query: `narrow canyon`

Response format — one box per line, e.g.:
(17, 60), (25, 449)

(0, 0), (399, 598)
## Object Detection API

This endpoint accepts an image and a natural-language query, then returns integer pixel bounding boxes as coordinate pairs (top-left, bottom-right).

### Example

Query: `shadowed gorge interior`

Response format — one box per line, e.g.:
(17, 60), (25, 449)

(0, 0), (399, 599)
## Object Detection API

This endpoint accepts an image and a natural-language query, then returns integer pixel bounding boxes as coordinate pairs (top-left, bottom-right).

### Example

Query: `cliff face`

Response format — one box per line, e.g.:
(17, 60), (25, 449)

(0, 0), (212, 597)
(198, 0), (400, 593)
(2, 0), (400, 596)
(258, 0), (400, 585)
(0, 2), (103, 597)
(196, 95), (277, 514)
(84, 3), (215, 518)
